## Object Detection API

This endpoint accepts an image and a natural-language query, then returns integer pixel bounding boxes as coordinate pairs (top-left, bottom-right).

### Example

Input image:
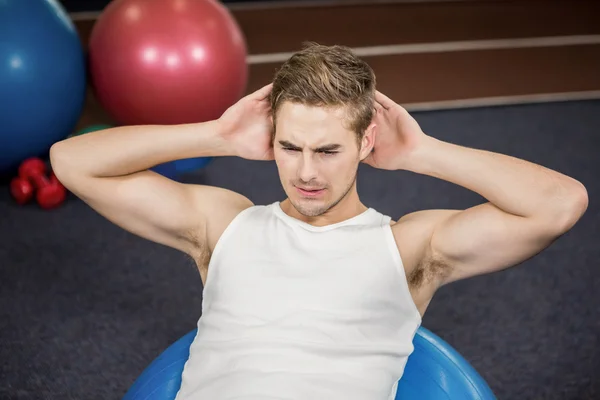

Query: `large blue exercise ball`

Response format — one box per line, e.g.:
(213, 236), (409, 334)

(122, 327), (497, 400)
(0, 0), (87, 173)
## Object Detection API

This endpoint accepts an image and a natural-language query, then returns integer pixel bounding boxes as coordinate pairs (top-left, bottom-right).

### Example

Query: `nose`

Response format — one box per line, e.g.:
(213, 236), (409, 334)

(298, 153), (318, 183)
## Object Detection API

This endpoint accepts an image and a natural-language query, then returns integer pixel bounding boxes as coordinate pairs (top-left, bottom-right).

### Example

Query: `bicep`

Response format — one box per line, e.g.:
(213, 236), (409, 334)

(430, 202), (559, 284)
(62, 169), (251, 256)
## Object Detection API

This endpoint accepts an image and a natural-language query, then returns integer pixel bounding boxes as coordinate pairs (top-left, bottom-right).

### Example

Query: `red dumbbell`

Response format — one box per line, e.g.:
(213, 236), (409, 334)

(10, 175), (34, 205)
(12, 157), (67, 209)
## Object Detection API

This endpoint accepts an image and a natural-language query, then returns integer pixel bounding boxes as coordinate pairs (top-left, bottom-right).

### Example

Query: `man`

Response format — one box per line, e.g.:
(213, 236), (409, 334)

(50, 43), (588, 399)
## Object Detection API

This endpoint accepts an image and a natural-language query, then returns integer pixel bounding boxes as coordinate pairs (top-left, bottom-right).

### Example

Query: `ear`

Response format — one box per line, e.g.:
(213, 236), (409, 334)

(359, 121), (377, 161)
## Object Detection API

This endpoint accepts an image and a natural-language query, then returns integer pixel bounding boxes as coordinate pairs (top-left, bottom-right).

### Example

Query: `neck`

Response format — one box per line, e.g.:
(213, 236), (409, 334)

(280, 184), (368, 227)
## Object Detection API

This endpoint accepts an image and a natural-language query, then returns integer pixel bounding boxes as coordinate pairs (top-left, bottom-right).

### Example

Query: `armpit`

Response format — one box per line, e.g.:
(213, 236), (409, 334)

(407, 253), (451, 289)
(182, 226), (211, 284)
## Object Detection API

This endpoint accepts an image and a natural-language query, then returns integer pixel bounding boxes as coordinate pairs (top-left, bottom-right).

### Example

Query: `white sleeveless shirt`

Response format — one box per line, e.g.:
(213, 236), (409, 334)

(175, 202), (422, 400)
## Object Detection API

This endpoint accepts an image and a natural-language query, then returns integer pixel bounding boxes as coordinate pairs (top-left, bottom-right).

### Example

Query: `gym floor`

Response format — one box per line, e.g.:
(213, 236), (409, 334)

(2, 1), (600, 399)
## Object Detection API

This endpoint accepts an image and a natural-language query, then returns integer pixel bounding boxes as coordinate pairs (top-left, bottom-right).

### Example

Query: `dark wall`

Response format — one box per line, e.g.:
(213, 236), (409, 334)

(59, 0), (289, 13)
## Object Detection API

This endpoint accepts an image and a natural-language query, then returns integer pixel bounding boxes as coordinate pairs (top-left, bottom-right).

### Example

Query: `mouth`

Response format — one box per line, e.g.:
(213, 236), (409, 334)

(295, 186), (326, 197)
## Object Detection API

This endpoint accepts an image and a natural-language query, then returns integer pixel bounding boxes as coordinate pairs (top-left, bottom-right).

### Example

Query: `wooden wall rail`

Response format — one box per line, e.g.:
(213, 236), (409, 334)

(70, 0), (600, 129)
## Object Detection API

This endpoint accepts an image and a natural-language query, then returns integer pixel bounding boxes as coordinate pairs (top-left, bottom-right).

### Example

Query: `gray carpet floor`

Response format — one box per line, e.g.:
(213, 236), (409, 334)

(1, 100), (598, 400)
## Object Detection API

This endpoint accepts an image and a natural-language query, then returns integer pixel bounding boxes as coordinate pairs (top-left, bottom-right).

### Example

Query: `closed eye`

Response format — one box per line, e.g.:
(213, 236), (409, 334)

(283, 148), (337, 155)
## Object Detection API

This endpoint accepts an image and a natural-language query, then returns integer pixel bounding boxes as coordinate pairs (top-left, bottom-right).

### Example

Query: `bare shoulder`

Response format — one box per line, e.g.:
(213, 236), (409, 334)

(186, 184), (253, 280)
(192, 186), (253, 249)
(390, 209), (461, 313)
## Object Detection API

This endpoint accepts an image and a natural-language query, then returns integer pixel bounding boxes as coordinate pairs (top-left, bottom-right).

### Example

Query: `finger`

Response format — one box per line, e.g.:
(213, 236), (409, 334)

(373, 101), (384, 115)
(375, 90), (395, 109)
(374, 101), (388, 115)
(251, 83), (273, 100)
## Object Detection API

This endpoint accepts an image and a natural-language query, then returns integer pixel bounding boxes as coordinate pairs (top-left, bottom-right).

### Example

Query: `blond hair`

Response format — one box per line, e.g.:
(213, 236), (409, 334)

(270, 42), (376, 144)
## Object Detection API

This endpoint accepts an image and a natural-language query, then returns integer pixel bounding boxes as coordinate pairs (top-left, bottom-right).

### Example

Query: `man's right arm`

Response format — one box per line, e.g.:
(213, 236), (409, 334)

(49, 120), (251, 259)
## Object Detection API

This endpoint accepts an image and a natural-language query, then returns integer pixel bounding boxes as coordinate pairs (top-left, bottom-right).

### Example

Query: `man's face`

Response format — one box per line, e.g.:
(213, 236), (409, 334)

(273, 102), (374, 217)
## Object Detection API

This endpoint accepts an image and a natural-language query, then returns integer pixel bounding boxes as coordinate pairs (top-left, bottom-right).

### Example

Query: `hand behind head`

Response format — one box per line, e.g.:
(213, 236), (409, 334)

(218, 83), (275, 161)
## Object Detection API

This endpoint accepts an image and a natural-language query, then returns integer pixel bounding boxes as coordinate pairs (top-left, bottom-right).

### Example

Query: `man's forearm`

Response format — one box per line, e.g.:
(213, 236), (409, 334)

(405, 135), (587, 220)
(50, 120), (231, 178)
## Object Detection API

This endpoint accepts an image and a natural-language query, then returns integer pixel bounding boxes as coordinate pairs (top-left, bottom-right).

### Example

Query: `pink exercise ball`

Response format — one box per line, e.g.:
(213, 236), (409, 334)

(88, 0), (248, 125)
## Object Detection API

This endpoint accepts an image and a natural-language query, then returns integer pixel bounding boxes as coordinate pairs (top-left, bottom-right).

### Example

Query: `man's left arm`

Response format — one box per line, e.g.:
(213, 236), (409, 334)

(404, 135), (588, 285)
(367, 91), (588, 287)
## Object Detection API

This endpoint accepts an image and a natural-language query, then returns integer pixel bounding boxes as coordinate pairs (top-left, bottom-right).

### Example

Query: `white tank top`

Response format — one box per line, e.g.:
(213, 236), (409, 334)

(175, 202), (422, 400)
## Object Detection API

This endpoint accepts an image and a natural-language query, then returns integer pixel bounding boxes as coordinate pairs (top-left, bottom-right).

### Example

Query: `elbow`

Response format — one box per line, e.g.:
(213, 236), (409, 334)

(49, 141), (76, 184)
(49, 142), (65, 176)
(548, 181), (589, 234)
(571, 182), (589, 220)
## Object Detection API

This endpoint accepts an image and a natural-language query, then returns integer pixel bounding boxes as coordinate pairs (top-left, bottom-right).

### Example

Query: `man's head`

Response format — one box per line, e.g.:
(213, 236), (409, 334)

(269, 42), (376, 217)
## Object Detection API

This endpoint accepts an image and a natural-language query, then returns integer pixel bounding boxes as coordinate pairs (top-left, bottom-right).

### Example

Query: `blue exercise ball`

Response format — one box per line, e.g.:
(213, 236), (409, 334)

(122, 327), (496, 400)
(0, 0), (87, 172)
